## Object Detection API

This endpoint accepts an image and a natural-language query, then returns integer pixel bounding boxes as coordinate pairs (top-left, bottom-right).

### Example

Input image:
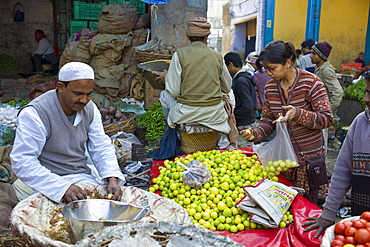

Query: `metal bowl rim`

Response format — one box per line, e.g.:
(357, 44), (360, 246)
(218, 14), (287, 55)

(61, 199), (148, 223)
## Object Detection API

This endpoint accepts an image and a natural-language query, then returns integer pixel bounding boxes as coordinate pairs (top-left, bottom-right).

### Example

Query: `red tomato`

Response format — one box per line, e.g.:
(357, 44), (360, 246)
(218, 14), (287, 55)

(344, 236), (357, 245)
(361, 211), (370, 222)
(354, 220), (368, 229)
(356, 244), (365, 247)
(346, 227), (358, 237)
(364, 243), (370, 247)
(355, 229), (370, 244)
(366, 222), (370, 228)
(336, 235), (345, 242)
(336, 223), (348, 235)
(331, 239), (344, 247)
(343, 220), (354, 228)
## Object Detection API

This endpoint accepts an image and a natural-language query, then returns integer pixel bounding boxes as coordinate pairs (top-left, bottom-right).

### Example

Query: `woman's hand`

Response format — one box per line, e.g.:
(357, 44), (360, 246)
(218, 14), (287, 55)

(240, 129), (254, 141)
(273, 105), (296, 123)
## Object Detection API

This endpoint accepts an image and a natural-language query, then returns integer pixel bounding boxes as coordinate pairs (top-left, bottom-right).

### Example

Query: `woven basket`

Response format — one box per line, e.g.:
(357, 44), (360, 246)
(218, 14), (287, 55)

(179, 131), (218, 154)
(103, 112), (137, 136)
(135, 50), (172, 63)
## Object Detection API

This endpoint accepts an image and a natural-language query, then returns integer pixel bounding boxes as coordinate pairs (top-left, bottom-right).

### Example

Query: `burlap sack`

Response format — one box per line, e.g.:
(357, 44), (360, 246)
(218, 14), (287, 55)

(89, 33), (133, 56)
(121, 29), (148, 67)
(10, 184), (191, 247)
(59, 29), (98, 68)
(133, 13), (151, 30)
(76, 221), (243, 247)
(0, 145), (16, 183)
(129, 73), (145, 101)
(98, 4), (138, 34)
(0, 182), (18, 234)
(94, 64), (134, 98)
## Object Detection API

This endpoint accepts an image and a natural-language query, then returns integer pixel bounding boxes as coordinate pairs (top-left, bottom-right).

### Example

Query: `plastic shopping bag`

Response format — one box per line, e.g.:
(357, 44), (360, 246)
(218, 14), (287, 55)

(177, 160), (211, 189)
(252, 117), (298, 167)
(236, 179), (298, 228)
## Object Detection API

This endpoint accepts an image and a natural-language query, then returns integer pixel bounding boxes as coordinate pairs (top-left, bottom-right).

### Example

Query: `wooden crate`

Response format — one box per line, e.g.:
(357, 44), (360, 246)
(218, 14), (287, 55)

(144, 79), (162, 110)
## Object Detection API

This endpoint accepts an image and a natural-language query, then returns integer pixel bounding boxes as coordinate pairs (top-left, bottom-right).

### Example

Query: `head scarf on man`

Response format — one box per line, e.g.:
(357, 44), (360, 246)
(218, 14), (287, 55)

(35, 29), (47, 38)
(186, 17), (211, 37)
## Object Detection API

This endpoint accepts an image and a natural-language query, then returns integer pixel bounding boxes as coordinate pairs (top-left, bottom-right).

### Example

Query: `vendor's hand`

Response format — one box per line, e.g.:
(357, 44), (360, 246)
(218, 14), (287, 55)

(302, 216), (334, 238)
(273, 105), (296, 123)
(240, 129), (254, 141)
(152, 69), (168, 83)
(63, 184), (87, 203)
(106, 177), (122, 201)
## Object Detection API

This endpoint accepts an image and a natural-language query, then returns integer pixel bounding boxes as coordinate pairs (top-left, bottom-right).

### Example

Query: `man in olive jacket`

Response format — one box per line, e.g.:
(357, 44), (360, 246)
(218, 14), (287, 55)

(311, 41), (343, 150)
(310, 42), (343, 113)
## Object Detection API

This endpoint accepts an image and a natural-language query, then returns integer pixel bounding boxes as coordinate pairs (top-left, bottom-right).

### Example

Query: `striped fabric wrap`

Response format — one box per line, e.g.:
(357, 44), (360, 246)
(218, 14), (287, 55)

(254, 69), (334, 165)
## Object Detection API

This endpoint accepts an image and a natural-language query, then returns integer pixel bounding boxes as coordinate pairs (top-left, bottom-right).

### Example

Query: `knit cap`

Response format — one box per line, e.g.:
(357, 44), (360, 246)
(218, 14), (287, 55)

(312, 42), (332, 61)
(245, 52), (258, 64)
(58, 62), (94, 82)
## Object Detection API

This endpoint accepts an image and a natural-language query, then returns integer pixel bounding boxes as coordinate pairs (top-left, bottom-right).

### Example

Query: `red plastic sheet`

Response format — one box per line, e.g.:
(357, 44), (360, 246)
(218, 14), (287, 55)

(150, 147), (323, 246)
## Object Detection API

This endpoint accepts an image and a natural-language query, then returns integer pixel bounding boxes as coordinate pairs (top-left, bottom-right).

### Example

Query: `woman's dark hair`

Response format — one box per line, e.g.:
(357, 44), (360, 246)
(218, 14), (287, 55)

(189, 36), (205, 42)
(256, 40), (297, 71)
(224, 52), (243, 68)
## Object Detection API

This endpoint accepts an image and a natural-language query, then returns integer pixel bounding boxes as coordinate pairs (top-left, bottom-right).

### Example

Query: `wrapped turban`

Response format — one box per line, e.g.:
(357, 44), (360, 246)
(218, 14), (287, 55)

(186, 17), (211, 37)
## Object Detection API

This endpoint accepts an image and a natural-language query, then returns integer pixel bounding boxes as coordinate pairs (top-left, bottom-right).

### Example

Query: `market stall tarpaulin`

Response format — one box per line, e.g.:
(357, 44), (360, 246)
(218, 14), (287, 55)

(150, 147), (323, 247)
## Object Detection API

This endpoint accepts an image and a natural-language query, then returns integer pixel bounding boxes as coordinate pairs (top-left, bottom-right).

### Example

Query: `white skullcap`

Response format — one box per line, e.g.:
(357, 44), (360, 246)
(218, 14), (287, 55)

(58, 62), (94, 82)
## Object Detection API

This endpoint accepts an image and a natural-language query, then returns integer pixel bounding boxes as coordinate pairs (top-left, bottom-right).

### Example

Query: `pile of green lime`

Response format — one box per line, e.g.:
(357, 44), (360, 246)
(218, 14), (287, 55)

(149, 149), (294, 233)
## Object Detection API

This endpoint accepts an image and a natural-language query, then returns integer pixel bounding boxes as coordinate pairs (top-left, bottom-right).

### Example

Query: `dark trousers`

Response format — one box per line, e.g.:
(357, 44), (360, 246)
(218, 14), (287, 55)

(32, 53), (58, 73)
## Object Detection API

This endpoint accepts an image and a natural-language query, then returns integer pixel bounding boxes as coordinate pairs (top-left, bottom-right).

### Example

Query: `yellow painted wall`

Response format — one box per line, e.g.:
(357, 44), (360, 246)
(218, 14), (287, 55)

(319, 0), (369, 68)
(274, 0), (308, 50)
(273, 0), (369, 68)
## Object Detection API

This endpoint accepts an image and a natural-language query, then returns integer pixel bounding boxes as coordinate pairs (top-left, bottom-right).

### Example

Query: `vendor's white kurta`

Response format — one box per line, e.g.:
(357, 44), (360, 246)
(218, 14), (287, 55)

(11, 103), (125, 203)
(162, 52), (232, 134)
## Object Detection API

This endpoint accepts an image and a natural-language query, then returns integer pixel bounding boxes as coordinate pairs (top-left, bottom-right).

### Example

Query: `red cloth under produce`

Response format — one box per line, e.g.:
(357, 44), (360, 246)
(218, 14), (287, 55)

(150, 147), (323, 247)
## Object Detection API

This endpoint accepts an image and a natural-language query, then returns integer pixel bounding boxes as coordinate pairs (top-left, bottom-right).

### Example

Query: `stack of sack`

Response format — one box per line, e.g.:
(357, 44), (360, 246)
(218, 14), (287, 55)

(59, 4), (151, 102)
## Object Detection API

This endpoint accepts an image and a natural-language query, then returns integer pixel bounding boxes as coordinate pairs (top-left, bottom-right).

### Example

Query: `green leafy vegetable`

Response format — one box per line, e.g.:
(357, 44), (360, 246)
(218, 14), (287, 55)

(0, 125), (15, 146)
(343, 78), (366, 108)
(137, 102), (165, 142)
(6, 99), (29, 109)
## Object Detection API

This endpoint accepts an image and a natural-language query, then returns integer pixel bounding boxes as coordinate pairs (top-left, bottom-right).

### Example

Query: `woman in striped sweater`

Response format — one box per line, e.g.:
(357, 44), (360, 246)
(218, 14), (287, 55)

(241, 40), (334, 204)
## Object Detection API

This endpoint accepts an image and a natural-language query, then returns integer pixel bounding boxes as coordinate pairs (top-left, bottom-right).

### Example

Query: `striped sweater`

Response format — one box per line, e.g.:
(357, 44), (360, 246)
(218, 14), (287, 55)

(254, 69), (334, 165)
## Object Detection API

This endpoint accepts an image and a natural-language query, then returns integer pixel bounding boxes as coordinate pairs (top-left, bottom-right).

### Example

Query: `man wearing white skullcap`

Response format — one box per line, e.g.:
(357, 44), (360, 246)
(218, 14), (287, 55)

(11, 62), (125, 203)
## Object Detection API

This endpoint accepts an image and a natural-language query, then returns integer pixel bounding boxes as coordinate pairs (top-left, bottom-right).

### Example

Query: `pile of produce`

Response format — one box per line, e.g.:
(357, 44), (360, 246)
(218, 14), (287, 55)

(99, 106), (127, 125)
(344, 78), (366, 108)
(331, 211), (370, 246)
(149, 149), (295, 233)
(0, 54), (27, 72)
(137, 102), (165, 142)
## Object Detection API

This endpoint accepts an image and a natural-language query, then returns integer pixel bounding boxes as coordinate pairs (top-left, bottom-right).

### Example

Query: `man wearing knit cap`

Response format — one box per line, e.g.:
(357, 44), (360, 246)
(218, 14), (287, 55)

(11, 62), (125, 203)
(155, 16), (232, 150)
(311, 42), (343, 149)
(311, 42), (343, 113)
